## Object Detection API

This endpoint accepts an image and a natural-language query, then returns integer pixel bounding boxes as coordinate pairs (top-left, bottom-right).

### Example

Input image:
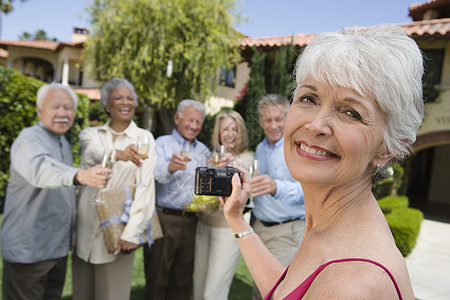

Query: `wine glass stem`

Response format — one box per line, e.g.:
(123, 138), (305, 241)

(92, 188), (103, 205)
(139, 166), (143, 185)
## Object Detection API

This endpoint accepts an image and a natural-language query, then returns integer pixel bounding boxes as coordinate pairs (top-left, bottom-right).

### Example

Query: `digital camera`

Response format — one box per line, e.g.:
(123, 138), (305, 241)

(194, 166), (242, 196)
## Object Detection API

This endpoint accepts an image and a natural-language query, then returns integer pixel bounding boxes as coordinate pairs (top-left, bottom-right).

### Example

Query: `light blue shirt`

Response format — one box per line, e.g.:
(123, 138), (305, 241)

(253, 136), (305, 223)
(154, 129), (210, 210)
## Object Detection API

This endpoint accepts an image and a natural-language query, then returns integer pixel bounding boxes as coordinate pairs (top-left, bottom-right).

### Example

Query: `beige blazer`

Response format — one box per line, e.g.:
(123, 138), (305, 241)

(75, 121), (156, 264)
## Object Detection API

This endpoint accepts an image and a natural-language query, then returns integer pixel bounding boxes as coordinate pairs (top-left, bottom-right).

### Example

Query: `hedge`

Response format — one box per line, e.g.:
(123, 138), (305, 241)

(0, 66), (90, 211)
(378, 195), (409, 214)
(378, 195), (423, 256)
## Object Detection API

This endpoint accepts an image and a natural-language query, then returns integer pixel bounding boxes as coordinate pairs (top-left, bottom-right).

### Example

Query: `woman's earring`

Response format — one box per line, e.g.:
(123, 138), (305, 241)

(373, 164), (381, 175)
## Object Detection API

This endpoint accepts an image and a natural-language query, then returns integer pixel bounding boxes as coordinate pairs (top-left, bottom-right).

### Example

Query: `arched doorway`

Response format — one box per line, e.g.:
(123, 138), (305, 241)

(407, 131), (450, 222)
(12, 57), (54, 82)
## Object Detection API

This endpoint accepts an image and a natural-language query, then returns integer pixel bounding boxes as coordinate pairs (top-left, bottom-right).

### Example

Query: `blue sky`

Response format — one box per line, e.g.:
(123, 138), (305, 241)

(1, 0), (425, 41)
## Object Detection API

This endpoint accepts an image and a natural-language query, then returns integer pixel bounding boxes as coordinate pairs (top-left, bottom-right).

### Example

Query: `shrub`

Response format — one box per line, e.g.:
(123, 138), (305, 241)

(378, 195), (423, 256)
(88, 100), (108, 126)
(378, 195), (409, 214)
(385, 208), (423, 256)
(0, 66), (90, 211)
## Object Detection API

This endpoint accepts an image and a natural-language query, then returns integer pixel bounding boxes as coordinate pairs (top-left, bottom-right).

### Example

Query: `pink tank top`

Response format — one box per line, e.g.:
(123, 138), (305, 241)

(263, 258), (403, 300)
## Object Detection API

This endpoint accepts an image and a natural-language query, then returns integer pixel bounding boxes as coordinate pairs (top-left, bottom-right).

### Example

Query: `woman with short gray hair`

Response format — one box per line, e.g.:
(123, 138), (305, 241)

(222, 25), (422, 299)
(73, 78), (157, 300)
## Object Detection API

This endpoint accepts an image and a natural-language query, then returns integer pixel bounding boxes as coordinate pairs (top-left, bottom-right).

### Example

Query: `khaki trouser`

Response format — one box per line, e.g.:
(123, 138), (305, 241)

(72, 252), (135, 300)
(252, 218), (305, 300)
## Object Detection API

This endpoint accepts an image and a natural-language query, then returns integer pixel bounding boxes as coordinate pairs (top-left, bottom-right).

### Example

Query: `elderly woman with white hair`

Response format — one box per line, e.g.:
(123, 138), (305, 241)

(72, 78), (156, 300)
(221, 25), (423, 299)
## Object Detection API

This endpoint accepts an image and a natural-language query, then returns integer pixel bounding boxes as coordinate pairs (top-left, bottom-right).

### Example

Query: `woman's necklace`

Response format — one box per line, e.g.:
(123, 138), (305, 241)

(109, 126), (124, 136)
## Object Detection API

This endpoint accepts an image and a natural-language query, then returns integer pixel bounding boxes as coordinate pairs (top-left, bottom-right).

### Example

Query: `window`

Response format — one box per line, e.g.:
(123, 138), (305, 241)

(422, 49), (444, 102)
(423, 49), (444, 85)
(219, 66), (236, 88)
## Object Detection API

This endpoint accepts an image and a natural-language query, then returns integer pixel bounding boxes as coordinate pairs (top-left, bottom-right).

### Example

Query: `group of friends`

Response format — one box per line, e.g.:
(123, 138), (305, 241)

(1, 24), (424, 300)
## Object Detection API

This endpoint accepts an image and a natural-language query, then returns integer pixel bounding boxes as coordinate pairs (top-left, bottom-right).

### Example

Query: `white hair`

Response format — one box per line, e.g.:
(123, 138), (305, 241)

(257, 94), (290, 115)
(176, 99), (206, 120)
(100, 78), (138, 110)
(294, 24), (425, 159)
(36, 83), (78, 109)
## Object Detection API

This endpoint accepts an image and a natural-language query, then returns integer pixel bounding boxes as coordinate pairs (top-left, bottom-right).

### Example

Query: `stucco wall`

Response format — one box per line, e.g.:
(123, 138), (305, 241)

(417, 40), (450, 137)
(215, 61), (250, 102)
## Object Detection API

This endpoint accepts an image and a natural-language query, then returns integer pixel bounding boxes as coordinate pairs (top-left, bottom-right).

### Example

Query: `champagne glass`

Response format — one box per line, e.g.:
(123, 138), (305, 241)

(212, 145), (227, 167)
(252, 159), (260, 177)
(180, 140), (191, 163)
(247, 160), (259, 208)
(136, 136), (150, 188)
(91, 150), (116, 205)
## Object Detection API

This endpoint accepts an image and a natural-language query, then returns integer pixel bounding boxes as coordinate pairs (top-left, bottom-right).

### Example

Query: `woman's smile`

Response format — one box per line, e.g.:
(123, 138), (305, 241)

(295, 141), (339, 160)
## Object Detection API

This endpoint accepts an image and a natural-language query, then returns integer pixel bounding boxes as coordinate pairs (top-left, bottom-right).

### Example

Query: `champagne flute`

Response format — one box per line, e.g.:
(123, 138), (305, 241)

(136, 136), (150, 188)
(180, 140), (191, 163)
(212, 145), (227, 167)
(252, 159), (260, 177)
(91, 150), (116, 205)
(247, 160), (259, 208)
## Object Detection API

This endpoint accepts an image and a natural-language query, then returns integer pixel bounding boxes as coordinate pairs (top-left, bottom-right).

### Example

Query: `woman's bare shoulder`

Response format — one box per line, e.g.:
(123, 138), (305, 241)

(303, 258), (413, 299)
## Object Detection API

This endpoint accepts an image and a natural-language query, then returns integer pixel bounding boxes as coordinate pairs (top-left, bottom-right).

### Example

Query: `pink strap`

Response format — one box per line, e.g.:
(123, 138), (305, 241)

(264, 258), (403, 300)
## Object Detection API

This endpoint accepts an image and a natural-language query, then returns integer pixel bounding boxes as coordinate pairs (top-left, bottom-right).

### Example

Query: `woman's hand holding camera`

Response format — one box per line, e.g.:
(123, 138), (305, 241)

(220, 166), (250, 221)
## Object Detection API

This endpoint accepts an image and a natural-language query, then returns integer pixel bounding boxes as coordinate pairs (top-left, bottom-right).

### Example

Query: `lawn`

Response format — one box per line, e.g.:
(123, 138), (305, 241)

(0, 214), (253, 299)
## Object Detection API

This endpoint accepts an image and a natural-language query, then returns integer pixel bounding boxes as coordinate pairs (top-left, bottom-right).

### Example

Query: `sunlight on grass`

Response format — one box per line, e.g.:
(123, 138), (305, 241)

(0, 212), (252, 300)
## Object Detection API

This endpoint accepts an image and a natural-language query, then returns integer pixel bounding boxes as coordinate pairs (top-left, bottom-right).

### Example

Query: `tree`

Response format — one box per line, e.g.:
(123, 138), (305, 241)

(0, 66), (90, 211)
(0, 0), (13, 13)
(19, 29), (57, 41)
(84, 0), (243, 134)
(268, 41), (295, 98)
(234, 47), (267, 151)
(0, 0), (27, 39)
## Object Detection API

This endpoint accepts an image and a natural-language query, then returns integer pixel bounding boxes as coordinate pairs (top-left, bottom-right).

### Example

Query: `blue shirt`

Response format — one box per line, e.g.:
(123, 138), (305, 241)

(253, 136), (305, 223)
(154, 129), (210, 210)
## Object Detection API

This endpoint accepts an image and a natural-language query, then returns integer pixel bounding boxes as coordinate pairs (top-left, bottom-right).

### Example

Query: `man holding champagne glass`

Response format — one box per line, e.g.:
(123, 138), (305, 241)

(249, 94), (306, 300)
(144, 99), (212, 299)
(1, 83), (111, 300)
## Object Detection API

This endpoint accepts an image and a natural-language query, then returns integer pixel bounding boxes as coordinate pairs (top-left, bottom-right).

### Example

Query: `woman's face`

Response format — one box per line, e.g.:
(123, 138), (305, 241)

(219, 116), (238, 152)
(105, 86), (136, 123)
(284, 77), (390, 187)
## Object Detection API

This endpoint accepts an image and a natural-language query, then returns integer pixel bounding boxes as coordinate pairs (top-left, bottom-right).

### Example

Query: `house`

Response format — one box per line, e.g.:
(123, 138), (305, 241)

(0, 27), (100, 99)
(226, 1), (450, 221)
(1, 1), (449, 220)
(403, 0), (450, 221)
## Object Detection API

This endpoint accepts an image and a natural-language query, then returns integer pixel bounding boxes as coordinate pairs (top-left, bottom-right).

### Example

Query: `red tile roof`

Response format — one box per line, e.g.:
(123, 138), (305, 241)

(239, 33), (317, 48)
(0, 40), (83, 51)
(73, 88), (101, 100)
(238, 18), (450, 48)
(403, 17), (450, 38)
(409, 0), (450, 13)
(409, 0), (450, 21)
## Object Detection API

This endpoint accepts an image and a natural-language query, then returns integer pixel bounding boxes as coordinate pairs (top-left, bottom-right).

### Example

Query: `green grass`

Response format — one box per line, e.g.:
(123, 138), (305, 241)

(0, 215), (253, 299)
